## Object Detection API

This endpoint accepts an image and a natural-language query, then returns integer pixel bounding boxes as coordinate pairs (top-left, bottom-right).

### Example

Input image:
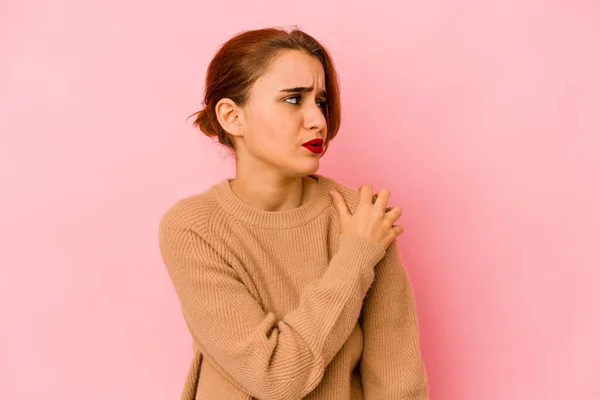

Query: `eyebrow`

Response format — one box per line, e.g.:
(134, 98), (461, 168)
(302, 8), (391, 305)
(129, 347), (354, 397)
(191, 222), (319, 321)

(279, 86), (328, 99)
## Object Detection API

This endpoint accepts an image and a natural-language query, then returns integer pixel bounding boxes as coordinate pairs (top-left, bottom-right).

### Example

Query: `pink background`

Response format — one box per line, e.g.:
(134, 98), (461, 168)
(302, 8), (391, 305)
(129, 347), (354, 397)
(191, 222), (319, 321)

(2, 1), (599, 399)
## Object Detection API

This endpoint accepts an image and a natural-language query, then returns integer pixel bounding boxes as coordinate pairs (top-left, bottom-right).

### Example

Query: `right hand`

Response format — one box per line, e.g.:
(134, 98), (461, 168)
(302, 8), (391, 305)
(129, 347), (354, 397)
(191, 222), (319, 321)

(331, 184), (404, 249)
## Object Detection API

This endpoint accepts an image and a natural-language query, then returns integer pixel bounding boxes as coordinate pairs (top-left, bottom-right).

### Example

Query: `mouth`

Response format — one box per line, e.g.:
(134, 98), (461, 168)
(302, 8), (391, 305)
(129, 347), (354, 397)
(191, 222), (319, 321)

(302, 138), (324, 154)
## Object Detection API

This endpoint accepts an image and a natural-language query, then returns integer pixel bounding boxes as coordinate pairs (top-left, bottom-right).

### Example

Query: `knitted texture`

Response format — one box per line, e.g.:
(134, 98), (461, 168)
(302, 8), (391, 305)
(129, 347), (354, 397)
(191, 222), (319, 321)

(159, 173), (429, 400)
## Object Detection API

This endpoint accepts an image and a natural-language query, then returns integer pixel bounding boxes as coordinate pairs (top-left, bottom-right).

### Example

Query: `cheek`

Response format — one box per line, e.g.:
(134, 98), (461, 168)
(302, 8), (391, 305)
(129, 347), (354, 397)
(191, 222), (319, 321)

(254, 107), (298, 137)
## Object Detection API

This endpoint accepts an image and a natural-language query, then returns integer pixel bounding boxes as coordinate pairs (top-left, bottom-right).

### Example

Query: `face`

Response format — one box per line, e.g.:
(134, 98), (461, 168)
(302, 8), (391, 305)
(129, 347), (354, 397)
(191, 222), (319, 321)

(218, 50), (328, 178)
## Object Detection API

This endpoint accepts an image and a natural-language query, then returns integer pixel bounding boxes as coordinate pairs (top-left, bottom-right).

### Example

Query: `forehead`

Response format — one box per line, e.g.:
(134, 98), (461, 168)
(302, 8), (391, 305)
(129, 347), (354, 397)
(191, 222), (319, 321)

(258, 50), (325, 89)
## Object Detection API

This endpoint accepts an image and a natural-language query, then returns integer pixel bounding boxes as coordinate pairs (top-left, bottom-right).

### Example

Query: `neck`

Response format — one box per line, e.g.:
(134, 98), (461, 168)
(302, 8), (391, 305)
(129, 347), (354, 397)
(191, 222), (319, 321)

(229, 174), (310, 212)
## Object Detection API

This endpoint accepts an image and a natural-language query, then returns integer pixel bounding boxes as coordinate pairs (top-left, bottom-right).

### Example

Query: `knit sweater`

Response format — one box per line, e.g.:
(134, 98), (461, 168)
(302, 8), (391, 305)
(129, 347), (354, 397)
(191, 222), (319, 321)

(158, 173), (429, 400)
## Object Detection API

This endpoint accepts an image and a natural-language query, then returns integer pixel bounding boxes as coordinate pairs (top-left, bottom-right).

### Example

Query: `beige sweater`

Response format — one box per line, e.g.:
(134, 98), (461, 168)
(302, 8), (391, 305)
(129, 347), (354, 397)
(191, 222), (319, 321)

(158, 173), (429, 400)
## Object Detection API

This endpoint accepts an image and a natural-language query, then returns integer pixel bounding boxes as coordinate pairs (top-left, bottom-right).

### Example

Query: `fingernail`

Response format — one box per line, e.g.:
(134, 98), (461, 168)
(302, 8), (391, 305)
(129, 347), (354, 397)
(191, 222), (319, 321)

(329, 190), (335, 197)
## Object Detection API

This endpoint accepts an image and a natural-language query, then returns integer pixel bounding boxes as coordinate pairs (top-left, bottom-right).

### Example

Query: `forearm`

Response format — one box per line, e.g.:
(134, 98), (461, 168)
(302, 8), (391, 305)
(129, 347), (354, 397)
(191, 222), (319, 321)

(161, 218), (386, 400)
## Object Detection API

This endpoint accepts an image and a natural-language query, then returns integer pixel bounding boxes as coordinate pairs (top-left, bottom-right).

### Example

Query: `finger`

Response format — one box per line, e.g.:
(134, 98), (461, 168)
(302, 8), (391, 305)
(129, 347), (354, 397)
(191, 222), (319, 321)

(392, 224), (405, 237)
(359, 184), (373, 206)
(330, 189), (350, 219)
(373, 189), (391, 211)
(384, 206), (403, 221)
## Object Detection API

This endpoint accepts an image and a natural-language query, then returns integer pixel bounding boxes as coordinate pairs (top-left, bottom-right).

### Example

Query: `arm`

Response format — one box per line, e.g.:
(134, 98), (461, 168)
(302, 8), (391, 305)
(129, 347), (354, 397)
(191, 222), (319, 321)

(159, 213), (386, 400)
(359, 239), (429, 399)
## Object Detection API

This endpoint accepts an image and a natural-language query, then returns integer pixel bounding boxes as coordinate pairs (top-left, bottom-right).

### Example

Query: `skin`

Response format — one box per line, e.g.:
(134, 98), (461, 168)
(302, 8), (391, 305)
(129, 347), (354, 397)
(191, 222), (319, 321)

(214, 50), (328, 212)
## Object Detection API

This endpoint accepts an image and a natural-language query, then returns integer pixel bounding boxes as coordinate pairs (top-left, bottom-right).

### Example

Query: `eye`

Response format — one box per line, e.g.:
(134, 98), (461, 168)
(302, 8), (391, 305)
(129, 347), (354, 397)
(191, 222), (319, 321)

(285, 95), (328, 111)
(284, 95), (301, 105)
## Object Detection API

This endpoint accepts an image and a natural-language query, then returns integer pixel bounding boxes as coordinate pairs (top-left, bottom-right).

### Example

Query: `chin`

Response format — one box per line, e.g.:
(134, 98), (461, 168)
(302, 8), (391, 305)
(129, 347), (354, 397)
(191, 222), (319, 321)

(304, 162), (320, 175)
(288, 163), (319, 179)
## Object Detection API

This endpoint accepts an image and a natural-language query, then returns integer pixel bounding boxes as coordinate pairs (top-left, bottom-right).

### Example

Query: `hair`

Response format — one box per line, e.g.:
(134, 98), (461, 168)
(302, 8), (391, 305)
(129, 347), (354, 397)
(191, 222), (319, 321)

(188, 26), (341, 159)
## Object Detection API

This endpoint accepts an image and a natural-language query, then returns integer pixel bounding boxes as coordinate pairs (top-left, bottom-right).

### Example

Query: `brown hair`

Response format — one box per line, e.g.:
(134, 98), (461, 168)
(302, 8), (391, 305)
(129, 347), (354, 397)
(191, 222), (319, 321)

(188, 27), (341, 158)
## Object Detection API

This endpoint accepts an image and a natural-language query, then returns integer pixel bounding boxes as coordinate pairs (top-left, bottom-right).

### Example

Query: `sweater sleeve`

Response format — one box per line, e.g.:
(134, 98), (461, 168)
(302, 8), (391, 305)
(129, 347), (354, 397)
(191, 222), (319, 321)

(359, 239), (429, 399)
(159, 215), (386, 400)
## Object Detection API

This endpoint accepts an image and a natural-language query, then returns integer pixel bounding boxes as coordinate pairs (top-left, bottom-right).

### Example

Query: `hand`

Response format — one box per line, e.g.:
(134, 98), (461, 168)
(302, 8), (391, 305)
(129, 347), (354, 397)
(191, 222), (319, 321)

(331, 184), (404, 249)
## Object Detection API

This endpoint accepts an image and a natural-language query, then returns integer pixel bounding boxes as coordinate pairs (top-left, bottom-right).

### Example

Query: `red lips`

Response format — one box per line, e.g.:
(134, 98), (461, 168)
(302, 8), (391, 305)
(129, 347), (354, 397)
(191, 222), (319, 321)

(302, 138), (324, 154)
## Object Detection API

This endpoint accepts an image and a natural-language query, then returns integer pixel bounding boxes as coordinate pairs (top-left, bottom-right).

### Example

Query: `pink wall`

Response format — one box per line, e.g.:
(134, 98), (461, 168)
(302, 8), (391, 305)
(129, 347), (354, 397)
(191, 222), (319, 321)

(1, 1), (598, 399)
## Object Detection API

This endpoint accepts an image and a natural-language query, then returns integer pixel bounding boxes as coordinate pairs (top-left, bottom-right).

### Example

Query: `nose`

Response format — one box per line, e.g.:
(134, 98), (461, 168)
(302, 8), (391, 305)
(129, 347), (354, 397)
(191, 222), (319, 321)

(305, 102), (327, 133)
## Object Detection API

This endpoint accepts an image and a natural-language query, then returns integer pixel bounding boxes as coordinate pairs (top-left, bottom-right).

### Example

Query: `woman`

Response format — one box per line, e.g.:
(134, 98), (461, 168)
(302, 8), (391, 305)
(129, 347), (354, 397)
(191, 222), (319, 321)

(159, 27), (429, 399)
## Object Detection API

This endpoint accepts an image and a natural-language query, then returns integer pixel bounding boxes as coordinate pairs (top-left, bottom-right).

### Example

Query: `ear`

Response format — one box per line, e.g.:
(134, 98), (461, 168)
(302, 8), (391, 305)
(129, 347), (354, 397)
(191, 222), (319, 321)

(215, 98), (244, 138)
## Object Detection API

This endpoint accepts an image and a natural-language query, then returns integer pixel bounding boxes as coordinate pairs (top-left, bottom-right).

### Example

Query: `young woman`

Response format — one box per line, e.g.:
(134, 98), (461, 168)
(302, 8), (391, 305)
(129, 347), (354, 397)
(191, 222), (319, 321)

(159, 27), (429, 400)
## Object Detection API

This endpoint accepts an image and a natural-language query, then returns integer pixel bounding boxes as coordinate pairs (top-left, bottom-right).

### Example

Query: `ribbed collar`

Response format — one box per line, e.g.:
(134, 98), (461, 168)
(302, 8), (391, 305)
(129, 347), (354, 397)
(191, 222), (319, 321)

(211, 173), (334, 229)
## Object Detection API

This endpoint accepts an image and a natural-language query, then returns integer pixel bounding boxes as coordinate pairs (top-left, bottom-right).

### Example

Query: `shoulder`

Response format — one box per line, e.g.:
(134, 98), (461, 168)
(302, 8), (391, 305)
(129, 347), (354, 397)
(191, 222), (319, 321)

(158, 183), (221, 248)
(158, 188), (235, 275)
(321, 174), (364, 214)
